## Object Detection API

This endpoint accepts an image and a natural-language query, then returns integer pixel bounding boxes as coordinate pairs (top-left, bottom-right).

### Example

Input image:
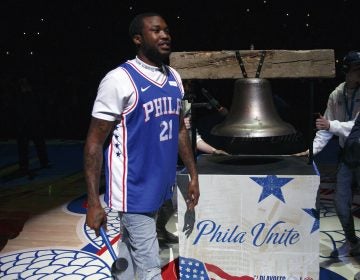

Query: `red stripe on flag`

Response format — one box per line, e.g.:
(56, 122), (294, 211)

(205, 263), (254, 280)
(161, 257), (179, 279)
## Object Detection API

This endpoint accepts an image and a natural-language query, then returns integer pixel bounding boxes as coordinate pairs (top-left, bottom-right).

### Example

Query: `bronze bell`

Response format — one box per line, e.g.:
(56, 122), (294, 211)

(211, 78), (296, 138)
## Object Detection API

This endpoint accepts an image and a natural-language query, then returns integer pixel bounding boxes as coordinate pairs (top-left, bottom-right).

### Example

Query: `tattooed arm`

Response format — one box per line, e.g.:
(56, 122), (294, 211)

(178, 116), (199, 210)
(84, 117), (114, 236)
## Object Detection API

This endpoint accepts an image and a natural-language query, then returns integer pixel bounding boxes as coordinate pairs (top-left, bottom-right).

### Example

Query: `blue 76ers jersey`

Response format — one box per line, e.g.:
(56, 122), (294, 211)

(104, 62), (183, 213)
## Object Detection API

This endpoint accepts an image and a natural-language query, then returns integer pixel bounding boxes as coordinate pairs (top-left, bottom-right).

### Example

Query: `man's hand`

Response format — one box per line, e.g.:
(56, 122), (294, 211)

(86, 204), (107, 237)
(212, 149), (230, 155)
(186, 179), (200, 210)
(218, 106), (229, 117)
(292, 149), (309, 157)
(316, 114), (330, 130)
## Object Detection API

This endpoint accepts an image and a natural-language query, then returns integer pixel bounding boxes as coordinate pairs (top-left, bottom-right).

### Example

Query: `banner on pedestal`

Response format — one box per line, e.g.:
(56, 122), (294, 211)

(177, 173), (320, 280)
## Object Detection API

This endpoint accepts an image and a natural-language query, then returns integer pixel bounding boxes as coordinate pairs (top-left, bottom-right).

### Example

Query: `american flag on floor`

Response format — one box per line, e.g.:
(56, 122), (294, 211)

(179, 257), (253, 280)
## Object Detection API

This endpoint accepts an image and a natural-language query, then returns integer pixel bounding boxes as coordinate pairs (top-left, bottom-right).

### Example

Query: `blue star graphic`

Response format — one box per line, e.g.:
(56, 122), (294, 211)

(250, 175), (293, 203)
(303, 208), (320, 233)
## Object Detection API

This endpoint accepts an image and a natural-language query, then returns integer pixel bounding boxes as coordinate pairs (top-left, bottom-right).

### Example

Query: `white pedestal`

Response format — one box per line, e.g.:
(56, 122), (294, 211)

(177, 154), (320, 280)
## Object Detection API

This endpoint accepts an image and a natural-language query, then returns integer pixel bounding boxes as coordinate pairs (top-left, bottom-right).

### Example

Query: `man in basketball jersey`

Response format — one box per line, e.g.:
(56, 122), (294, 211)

(84, 13), (199, 279)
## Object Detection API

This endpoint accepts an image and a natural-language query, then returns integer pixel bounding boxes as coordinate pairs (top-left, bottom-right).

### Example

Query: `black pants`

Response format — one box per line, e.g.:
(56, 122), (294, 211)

(17, 123), (48, 170)
(156, 199), (175, 229)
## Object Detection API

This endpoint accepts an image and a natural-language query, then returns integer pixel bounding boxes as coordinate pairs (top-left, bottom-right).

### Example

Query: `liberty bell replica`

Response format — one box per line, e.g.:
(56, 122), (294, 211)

(211, 50), (296, 140)
(211, 78), (296, 138)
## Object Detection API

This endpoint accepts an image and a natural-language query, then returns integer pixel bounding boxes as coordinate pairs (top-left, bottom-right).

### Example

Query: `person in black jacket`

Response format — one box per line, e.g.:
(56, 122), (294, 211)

(14, 74), (50, 178)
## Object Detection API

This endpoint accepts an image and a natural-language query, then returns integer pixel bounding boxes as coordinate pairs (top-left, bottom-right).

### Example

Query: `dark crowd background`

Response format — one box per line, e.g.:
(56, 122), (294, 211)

(0, 0), (359, 154)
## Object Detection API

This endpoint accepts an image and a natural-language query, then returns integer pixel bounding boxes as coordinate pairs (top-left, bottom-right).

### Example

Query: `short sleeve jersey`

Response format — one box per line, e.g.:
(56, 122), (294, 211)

(92, 58), (184, 213)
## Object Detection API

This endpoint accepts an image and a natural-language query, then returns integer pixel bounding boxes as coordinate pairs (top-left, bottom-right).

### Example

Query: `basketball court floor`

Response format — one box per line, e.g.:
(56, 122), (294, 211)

(0, 140), (359, 279)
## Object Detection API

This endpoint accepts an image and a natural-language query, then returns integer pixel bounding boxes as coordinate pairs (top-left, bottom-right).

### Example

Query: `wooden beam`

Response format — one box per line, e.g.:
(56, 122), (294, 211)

(169, 49), (335, 79)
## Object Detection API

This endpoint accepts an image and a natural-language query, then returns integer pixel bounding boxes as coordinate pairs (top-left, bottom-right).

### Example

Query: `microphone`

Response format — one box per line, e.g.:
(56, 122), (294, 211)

(201, 88), (228, 116)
